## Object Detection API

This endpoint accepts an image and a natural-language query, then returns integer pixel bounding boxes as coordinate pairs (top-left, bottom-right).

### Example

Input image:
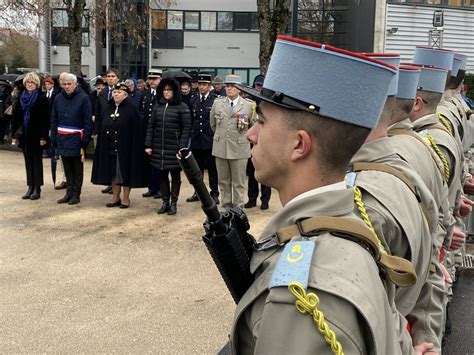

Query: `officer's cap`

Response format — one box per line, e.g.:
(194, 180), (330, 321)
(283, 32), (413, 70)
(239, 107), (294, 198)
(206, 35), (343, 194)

(363, 53), (400, 96)
(412, 46), (454, 71)
(148, 69), (162, 79)
(452, 53), (468, 77)
(397, 65), (421, 100)
(224, 74), (242, 85)
(94, 78), (105, 86)
(114, 82), (130, 94)
(253, 74), (265, 87)
(411, 64), (448, 94)
(237, 36), (397, 129)
(198, 74), (212, 83)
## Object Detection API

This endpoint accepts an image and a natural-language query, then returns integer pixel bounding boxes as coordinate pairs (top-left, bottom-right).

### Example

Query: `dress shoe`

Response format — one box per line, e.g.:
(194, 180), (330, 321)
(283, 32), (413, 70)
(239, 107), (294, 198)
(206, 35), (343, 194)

(101, 185), (112, 194)
(68, 195), (80, 205)
(54, 181), (67, 190)
(186, 193), (199, 202)
(106, 199), (121, 208)
(168, 201), (177, 215)
(22, 186), (34, 199)
(57, 194), (72, 204)
(157, 201), (170, 214)
(119, 203), (130, 209)
(142, 190), (155, 198)
(30, 187), (41, 200)
(244, 200), (257, 208)
(260, 202), (269, 210)
(153, 192), (162, 199)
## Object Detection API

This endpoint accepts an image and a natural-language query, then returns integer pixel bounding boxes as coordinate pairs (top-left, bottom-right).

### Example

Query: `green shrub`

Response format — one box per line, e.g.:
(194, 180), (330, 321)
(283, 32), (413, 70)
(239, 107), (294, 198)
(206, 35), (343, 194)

(464, 73), (474, 99)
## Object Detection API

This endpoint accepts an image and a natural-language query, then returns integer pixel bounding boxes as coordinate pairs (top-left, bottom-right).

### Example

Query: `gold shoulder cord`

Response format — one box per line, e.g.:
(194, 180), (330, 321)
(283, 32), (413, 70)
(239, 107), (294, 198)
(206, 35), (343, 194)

(353, 186), (388, 254)
(436, 112), (454, 136)
(288, 282), (344, 355)
(426, 134), (450, 183)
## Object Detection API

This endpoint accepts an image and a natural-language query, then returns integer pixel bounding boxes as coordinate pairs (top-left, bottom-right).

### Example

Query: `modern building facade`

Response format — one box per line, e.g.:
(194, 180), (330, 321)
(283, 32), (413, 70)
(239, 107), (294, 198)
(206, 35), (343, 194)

(39, 0), (472, 82)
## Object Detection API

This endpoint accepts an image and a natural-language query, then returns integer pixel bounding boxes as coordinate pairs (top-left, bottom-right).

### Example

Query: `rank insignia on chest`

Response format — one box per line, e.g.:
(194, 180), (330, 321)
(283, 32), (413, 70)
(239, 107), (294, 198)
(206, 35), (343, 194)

(269, 241), (315, 290)
(236, 113), (250, 130)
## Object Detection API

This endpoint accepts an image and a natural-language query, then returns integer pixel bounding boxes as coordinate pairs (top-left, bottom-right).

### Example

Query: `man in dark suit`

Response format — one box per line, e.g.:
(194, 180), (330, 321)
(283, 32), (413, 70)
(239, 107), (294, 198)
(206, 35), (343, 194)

(186, 74), (219, 203)
(96, 69), (120, 194)
(140, 69), (162, 198)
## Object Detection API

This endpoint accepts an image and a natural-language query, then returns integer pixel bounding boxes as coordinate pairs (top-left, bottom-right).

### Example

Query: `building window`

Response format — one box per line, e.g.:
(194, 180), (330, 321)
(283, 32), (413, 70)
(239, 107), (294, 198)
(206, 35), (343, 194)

(168, 10), (183, 30)
(51, 9), (90, 47)
(152, 10), (167, 29)
(250, 13), (259, 31)
(151, 30), (183, 49)
(185, 11), (200, 30)
(234, 12), (250, 31)
(201, 12), (216, 31)
(217, 12), (233, 31)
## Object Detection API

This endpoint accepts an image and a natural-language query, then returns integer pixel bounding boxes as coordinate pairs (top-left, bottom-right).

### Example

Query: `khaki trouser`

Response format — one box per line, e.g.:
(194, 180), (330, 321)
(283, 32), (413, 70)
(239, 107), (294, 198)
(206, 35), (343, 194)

(215, 157), (247, 208)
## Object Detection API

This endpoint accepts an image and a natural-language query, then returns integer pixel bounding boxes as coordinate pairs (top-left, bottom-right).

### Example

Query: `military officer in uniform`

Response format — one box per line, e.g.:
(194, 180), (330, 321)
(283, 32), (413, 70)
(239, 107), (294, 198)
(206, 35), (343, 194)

(186, 74), (220, 203)
(210, 74), (255, 209)
(230, 36), (412, 354)
(140, 69), (162, 198)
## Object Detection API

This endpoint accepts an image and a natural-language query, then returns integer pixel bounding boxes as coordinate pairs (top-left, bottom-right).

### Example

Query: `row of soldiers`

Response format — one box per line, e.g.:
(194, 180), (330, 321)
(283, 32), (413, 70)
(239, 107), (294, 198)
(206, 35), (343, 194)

(220, 37), (473, 354)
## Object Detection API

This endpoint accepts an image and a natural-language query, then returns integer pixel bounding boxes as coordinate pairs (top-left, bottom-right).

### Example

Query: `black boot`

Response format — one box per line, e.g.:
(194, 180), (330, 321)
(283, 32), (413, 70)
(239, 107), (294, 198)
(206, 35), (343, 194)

(22, 186), (34, 199)
(168, 200), (177, 215)
(57, 194), (72, 204)
(157, 199), (170, 214)
(30, 186), (41, 200)
(68, 194), (80, 205)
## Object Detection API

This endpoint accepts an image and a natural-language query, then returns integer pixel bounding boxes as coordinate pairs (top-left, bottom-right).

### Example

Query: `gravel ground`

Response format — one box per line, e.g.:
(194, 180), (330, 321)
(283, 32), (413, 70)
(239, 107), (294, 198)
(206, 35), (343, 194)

(0, 150), (274, 354)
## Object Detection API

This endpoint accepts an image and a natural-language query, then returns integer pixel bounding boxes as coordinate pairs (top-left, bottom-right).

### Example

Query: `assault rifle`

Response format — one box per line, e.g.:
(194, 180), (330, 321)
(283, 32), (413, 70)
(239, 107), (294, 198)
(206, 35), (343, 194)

(177, 148), (255, 303)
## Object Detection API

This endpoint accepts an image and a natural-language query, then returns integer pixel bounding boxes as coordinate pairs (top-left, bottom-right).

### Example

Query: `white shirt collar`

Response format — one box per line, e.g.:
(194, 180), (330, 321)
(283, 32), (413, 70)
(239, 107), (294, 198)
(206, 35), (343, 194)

(286, 181), (347, 207)
(228, 96), (239, 107)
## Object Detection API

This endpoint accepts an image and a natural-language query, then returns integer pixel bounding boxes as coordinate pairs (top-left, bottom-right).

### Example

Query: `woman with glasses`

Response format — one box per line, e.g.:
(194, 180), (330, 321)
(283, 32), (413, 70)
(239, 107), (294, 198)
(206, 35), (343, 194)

(91, 82), (146, 208)
(11, 72), (50, 200)
(145, 78), (191, 215)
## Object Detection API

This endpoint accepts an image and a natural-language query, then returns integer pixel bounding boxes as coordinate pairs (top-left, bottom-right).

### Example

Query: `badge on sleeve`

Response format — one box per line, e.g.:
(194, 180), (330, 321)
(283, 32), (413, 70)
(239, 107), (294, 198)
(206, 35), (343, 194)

(269, 241), (315, 290)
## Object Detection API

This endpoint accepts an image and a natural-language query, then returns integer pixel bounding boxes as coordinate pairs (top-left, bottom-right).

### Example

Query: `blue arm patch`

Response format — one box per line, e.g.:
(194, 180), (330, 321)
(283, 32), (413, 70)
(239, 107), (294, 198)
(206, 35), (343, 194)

(269, 241), (315, 290)
(345, 172), (357, 188)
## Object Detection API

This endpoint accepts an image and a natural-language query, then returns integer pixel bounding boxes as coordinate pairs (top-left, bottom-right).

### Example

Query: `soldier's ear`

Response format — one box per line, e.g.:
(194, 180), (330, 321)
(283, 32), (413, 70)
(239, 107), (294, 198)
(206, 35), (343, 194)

(291, 130), (312, 161)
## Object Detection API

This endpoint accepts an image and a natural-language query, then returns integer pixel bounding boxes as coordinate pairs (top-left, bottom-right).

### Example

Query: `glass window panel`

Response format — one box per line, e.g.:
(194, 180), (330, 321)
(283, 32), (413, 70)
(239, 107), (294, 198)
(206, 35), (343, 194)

(82, 12), (89, 29)
(185, 11), (200, 30)
(51, 27), (68, 45)
(201, 12), (216, 31)
(234, 12), (250, 31)
(249, 69), (261, 86)
(448, 0), (462, 4)
(151, 29), (167, 48)
(233, 69), (248, 85)
(464, 0), (474, 5)
(152, 10), (167, 30)
(168, 11), (183, 30)
(218, 12), (233, 31)
(82, 32), (90, 46)
(167, 30), (184, 49)
(250, 13), (259, 31)
(52, 9), (68, 27)
(216, 68), (232, 79)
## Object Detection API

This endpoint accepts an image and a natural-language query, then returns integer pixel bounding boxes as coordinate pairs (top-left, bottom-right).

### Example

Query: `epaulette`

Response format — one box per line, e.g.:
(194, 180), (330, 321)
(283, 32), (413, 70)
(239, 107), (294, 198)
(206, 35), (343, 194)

(269, 241), (315, 290)
(243, 97), (256, 104)
(215, 95), (227, 101)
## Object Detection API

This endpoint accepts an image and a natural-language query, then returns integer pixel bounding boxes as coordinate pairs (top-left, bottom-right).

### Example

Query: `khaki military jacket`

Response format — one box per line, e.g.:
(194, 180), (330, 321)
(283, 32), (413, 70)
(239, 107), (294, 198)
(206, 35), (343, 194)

(413, 114), (464, 211)
(210, 96), (254, 160)
(350, 138), (443, 351)
(441, 90), (471, 154)
(231, 188), (404, 355)
(389, 118), (454, 249)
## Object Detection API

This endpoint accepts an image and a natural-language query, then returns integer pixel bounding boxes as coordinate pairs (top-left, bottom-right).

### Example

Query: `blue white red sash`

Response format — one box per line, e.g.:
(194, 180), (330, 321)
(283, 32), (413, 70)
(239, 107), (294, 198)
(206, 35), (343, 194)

(57, 125), (84, 139)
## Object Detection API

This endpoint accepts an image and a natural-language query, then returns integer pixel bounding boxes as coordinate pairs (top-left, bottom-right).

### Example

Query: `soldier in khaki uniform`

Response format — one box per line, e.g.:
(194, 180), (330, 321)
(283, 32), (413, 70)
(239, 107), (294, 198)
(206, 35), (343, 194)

(349, 54), (441, 353)
(230, 36), (415, 354)
(210, 74), (256, 208)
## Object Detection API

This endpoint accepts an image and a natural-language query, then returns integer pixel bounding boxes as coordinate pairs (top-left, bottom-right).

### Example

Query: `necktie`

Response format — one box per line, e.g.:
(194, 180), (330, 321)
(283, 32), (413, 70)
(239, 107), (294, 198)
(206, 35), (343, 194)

(230, 101), (234, 109)
(201, 96), (205, 104)
(152, 89), (156, 97)
(108, 89), (112, 101)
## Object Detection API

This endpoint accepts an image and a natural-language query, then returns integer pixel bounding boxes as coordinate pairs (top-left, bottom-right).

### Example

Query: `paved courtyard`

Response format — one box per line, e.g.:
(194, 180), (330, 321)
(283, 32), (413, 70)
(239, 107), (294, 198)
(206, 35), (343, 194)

(0, 150), (274, 353)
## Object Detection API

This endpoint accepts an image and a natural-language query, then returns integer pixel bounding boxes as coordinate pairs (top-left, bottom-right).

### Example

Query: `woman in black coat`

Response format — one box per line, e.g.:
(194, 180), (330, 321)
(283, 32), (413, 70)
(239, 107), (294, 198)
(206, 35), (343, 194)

(145, 78), (191, 215)
(11, 72), (50, 200)
(91, 83), (146, 208)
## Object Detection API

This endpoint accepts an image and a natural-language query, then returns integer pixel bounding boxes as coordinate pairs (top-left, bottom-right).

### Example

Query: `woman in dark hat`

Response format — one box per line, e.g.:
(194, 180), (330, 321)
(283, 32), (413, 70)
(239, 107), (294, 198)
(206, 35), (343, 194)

(145, 77), (191, 215)
(11, 72), (50, 200)
(91, 82), (146, 208)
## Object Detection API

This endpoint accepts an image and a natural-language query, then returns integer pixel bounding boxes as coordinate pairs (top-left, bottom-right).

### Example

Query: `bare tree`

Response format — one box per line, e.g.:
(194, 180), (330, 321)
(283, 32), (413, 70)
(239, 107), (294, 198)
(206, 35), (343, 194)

(257, 0), (291, 74)
(0, 0), (173, 76)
